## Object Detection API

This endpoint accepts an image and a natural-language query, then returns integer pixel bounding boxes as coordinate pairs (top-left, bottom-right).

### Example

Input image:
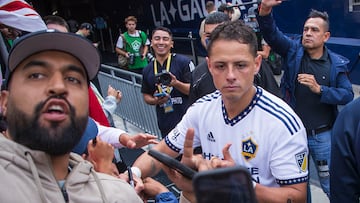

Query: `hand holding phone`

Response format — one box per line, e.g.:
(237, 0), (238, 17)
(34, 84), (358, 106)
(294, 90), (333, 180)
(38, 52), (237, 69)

(153, 92), (167, 97)
(127, 166), (135, 188)
(148, 149), (196, 179)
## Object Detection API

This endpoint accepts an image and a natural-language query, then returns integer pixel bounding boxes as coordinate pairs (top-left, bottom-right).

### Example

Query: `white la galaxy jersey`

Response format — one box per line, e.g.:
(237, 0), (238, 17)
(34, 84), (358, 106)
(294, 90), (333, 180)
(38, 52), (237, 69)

(165, 87), (308, 187)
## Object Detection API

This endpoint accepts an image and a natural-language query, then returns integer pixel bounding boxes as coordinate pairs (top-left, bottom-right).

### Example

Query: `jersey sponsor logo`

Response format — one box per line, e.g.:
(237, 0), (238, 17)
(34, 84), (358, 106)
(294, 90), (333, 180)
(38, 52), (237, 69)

(242, 137), (258, 161)
(203, 152), (222, 160)
(171, 127), (181, 141)
(207, 132), (215, 142)
(295, 152), (307, 172)
(203, 152), (212, 160)
(247, 167), (260, 184)
(171, 97), (183, 104)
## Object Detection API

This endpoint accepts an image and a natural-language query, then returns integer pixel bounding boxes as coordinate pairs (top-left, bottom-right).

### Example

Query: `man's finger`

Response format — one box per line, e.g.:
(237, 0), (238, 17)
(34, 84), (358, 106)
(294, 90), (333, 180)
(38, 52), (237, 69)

(222, 143), (233, 161)
(222, 143), (236, 167)
(183, 128), (195, 159)
(126, 140), (136, 149)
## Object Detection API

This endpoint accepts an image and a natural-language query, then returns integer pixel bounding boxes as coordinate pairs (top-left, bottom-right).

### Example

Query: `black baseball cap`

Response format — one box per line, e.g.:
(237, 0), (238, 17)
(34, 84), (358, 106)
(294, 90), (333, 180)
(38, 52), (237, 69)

(79, 22), (93, 32)
(6, 29), (100, 87)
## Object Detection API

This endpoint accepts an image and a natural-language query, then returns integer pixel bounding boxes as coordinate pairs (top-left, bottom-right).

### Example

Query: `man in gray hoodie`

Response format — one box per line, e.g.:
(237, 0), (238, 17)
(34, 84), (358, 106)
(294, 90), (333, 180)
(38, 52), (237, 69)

(0, 30), (143, 203)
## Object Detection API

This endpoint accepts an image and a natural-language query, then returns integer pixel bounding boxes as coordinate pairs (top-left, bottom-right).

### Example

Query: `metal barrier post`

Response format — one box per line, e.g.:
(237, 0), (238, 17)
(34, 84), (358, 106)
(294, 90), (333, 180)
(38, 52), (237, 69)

(172, 35), (198, 65)
(109, 27), (115, 53)
(99, 29), (105, 51)
(188, 31), (198, 65)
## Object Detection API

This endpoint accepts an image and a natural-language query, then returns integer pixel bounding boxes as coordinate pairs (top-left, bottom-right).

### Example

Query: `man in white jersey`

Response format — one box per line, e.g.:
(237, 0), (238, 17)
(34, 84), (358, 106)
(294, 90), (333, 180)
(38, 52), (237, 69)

(133, 20), (308, 202)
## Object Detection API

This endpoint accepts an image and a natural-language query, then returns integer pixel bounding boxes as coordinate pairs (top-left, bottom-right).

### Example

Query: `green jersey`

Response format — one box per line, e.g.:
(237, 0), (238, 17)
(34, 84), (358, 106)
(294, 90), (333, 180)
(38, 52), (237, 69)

(123, 31), (148, 70)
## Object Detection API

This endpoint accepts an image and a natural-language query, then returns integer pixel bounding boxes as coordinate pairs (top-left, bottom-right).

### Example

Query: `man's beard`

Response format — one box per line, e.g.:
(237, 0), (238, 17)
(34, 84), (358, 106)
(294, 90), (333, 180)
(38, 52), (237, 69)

(6, 96), (88, 156)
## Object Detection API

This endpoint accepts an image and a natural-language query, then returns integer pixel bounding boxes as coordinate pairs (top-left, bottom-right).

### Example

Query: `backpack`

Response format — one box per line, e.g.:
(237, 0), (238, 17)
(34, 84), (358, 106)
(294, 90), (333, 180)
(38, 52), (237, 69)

(117, 34), (128, 67)
(267, 51), (282, 75)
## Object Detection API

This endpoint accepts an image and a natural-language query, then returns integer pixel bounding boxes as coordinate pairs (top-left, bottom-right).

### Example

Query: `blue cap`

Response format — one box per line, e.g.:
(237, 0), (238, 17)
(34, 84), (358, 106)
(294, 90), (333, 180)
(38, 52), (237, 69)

(72, 117), (98, 155)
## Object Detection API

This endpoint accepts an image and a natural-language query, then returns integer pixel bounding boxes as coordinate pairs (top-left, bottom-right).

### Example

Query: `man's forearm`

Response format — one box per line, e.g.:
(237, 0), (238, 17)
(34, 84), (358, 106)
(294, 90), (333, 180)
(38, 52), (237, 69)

(259, 3), (272, 16)
(255, 182), (306, 203)
(133, 140), (180, 178)
(133, 152), (162, 178)
(173, 82), (190, 95)
(142, 46), (149, 57)
(115, 47), (127, 56)
(143, 93), (158, 105)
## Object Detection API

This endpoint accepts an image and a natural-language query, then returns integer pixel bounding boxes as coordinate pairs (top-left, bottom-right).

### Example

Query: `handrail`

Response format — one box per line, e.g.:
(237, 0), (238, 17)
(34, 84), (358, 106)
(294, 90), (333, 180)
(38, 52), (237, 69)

(172, 31), (198, 65)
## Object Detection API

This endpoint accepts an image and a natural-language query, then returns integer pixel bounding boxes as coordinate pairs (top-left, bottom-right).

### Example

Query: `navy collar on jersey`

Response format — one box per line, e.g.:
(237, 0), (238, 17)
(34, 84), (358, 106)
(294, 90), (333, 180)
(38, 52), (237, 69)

(222, 87), (262, 126)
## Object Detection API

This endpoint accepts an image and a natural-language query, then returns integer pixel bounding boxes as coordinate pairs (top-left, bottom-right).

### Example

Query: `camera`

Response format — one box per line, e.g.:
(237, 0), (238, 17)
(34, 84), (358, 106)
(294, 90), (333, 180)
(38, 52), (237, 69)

(155, 71), (172, 85)
(128, 53), (135, 65)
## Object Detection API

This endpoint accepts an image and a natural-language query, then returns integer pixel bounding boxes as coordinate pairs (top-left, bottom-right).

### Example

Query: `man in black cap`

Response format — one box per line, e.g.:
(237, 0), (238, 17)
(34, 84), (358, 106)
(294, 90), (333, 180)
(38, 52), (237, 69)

(0, 30), (143, 202)
(76, 22), (93, 37)
(76, 22), (99, 48)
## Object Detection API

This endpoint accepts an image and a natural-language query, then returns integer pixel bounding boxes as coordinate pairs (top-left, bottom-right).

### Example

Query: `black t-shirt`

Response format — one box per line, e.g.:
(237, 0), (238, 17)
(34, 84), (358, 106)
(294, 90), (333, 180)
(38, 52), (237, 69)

(295, 49), (335, 129)
(188, 61), (216, 105)
(141, 54), (192, 137)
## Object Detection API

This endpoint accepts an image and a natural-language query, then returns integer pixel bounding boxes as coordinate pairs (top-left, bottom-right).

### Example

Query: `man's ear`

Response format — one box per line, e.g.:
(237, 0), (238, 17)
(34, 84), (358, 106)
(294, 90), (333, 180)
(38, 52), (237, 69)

(323, 31), (330, 43)
(254, 54), (262, 75)
(206, 56), (212, 74)
(0, 90), (9, 117)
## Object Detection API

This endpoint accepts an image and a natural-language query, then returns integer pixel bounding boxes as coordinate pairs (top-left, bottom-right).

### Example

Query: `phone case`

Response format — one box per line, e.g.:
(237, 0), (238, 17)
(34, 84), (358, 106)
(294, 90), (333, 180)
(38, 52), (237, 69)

(153, 92), (167, 97)
(148, 149), (196, 179)
(193, 166), (257, 203)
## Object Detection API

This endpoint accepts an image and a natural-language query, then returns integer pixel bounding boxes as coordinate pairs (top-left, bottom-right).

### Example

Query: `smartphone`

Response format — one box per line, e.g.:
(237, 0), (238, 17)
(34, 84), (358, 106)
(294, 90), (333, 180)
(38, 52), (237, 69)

(193, 166), (257, 203)
(153, 92), (167, 97)
(148, 149), (196, 179)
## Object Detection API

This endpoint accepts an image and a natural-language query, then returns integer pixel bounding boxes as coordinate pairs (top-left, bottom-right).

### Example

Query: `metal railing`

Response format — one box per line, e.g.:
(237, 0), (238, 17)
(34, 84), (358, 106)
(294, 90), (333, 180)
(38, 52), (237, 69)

(172, 31), (198, 65)
(97, 64), (162, 138)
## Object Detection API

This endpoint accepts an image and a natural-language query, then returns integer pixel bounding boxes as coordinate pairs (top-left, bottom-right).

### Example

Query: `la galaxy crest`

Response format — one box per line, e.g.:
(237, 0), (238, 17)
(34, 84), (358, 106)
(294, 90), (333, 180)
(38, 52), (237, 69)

(242, 138), (258, 161)
(295, 152), (307, 172)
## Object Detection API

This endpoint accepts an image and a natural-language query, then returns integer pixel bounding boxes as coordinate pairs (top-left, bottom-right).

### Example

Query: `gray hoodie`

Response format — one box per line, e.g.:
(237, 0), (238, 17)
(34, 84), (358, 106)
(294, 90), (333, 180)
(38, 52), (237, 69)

(0, 134), (142, 203)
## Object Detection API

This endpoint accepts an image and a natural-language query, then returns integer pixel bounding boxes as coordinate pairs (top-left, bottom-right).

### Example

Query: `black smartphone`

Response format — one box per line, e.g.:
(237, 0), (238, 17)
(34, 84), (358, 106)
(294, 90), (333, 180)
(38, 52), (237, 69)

(148, 149), (196, 179)
(193, 166), (257, 203)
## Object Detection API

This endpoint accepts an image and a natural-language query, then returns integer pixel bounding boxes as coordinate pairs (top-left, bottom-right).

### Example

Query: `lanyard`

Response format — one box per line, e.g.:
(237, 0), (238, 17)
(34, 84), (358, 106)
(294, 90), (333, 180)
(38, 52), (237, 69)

(154, 53), (172, 94)
(154, 53), (172, 75)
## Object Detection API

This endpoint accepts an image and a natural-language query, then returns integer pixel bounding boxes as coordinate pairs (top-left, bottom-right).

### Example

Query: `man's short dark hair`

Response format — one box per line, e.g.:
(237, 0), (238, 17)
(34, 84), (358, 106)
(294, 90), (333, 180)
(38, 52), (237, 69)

(205, 1), (215, 11)
(218, 3), (227, 12)
(207, 20), (258, 57)
(43, 15), (69, 32)
(307, 9), (330, 32)
(152, 26), (173, 38)
(218, 3), (233, 12)
(204, 12), (229, 25)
